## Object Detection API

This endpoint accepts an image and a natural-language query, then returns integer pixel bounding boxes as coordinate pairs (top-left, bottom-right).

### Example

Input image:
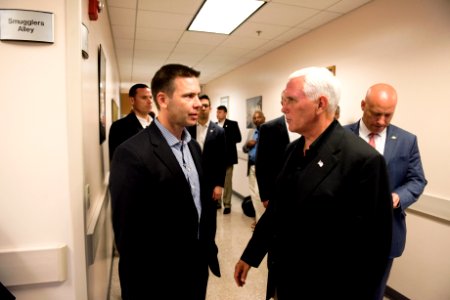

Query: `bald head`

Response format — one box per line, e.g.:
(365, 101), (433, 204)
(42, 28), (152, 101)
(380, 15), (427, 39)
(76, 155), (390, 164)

(361, 83), (398, 134)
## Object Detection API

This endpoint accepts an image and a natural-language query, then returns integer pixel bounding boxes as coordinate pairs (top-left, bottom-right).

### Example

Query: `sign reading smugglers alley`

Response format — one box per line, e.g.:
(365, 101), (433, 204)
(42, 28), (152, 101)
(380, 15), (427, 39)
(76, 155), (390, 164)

(0, 9), (54, 43)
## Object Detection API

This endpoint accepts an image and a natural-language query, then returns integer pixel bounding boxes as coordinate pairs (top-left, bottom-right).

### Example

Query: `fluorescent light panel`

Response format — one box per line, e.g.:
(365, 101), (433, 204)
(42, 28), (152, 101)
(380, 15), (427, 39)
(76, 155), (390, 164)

(188, 0), (266, 35)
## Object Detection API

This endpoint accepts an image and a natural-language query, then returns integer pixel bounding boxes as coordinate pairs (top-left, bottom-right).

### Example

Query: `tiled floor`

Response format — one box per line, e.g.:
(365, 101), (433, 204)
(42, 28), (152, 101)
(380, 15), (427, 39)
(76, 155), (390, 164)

(109, 194), (268, 300)
(109, 194), (390, 300)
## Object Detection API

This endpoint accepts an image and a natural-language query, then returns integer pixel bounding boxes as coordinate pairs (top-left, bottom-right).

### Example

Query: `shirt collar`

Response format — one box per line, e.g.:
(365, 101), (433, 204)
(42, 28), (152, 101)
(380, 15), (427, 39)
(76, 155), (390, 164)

(154, 118), (192, 147)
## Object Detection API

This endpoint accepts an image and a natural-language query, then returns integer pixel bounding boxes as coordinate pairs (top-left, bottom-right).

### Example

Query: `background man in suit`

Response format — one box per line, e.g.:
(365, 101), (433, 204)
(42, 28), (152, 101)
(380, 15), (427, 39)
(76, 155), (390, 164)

(109, 64), (220, 300)
(108, 83), (154, 161)
(216, 105), (242, 214)
(255, 114), (292, 210)
(187, 94), (227, 204)
(344, 83), (427, 300)
(253, 113), (292, 292)
(242, 110), (265, 225)
(234, 67), (393, 299)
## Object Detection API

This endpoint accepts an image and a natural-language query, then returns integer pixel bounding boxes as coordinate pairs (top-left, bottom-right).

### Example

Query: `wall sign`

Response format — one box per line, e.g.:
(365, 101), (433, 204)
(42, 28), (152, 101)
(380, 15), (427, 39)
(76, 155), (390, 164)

(0, 9), (54, 43)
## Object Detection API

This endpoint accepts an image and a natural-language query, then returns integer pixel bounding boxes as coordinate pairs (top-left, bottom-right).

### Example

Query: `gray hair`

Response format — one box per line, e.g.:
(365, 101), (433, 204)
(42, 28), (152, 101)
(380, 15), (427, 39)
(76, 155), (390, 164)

(288, 67), (341, 114)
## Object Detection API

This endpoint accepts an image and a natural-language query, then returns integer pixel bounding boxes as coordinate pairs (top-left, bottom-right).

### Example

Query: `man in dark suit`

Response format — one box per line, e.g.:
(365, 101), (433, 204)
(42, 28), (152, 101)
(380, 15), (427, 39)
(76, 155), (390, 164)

(108, 83), (155, 161)
(344, 83), (427, 300)
(109, 64), (220, 300)
(187, 94), (227, 204)
(253, 114), (290, 292)
(216, 105), (242, 214)
(235, 67), (393, 299)
(255, 115), (290, 209)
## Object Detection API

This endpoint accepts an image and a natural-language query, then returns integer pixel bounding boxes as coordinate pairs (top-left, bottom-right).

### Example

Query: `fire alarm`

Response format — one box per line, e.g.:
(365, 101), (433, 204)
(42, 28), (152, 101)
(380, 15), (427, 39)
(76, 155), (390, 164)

(89, 0), (104, 21)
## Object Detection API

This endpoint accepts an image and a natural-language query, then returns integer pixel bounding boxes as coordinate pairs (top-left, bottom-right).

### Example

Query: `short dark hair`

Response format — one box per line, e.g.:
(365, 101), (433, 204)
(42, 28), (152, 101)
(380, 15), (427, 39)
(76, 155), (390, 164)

(129, 83), (149, 97)
(151, 64), (201, 110)
(217, 105), (227, 113)
(199, 94), (210, 105)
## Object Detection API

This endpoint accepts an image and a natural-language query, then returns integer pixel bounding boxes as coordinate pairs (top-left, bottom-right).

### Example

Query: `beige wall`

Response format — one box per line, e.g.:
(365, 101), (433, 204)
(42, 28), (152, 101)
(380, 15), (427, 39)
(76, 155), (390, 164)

(0, 0), (448, 299)
(0, 0), (119, 299)
(204, 0), (450, 299)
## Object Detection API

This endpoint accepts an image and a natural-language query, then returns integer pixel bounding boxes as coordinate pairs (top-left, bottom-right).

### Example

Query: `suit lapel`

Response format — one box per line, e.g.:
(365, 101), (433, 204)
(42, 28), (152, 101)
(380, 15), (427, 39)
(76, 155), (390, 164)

(147, 123), (185, 177)
(204, 122), (215, 144)
(282, 128), (342, 201)
(383, 125), (398, 166)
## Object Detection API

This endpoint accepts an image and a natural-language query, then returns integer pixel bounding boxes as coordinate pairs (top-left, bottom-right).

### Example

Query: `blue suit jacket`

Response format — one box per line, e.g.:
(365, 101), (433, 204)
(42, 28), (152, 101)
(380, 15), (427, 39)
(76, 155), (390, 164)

(344, 121), (427, 257)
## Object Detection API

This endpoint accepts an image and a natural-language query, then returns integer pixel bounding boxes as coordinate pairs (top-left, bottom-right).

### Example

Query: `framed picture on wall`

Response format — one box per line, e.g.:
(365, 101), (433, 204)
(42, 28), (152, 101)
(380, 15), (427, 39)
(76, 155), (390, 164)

(220, 96), (229, 108)
(98, 44), (106, 144)
(246, 96), (262, 129)
(327, 65), (336, 75)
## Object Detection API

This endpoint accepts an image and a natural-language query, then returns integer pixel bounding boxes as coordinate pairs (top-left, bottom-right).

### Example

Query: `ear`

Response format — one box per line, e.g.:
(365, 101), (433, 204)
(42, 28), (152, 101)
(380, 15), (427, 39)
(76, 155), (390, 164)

(361, 99), (366, 111)
(156, 92), (168, 109)
(317, 96), (328, 113)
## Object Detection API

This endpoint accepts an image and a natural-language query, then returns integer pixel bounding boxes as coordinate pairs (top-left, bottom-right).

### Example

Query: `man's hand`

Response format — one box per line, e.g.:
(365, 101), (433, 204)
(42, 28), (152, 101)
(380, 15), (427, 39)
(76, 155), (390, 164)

(212, 186), (223, 201)
(234, 260), (251, 287)
(392, 192), (400, 208)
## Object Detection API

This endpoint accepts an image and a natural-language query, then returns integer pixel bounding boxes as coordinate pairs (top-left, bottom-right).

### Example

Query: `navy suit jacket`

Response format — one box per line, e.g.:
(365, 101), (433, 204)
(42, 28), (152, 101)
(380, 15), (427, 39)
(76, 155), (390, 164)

(241, 122), (393, 299)
(221, 119), (242, 166)
(255, 115), (290, 201)
(108, 111), (144, 161)
(344, 121), (427, 257)
(187, 122), (227, 198)
(109, 122), (220, 299)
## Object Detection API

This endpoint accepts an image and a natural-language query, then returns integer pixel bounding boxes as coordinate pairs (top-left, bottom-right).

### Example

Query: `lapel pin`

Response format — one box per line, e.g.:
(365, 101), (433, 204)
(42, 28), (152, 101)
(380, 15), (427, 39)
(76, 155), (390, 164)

(391, 135), (397, 140)
(318, 160), (324, 167)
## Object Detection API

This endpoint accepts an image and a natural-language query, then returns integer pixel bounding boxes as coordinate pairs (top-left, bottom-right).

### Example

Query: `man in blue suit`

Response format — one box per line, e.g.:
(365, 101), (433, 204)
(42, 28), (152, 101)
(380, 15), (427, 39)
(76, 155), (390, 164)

(344, 83), (427, 300)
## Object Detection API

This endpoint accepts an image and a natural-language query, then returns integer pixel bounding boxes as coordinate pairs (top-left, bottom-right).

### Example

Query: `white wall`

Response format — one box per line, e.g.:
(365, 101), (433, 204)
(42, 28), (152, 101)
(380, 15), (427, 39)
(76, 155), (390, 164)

(205, 0), (450, 299)
(0, 0), (119, 299)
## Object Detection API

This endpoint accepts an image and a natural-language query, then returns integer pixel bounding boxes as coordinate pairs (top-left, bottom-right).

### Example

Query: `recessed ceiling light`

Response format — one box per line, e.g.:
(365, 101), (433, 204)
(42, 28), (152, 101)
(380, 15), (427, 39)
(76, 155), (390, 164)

(188, 0), (266, 35)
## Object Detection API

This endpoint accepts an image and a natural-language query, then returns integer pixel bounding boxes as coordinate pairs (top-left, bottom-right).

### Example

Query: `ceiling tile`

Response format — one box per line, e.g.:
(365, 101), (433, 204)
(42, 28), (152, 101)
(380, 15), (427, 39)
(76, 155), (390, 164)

(107, 0), (373, 85)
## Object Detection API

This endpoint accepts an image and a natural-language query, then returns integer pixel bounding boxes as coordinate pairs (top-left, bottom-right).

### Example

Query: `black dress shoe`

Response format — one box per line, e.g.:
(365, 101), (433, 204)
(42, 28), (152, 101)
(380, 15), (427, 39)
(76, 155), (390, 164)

(223, 208), (231, 214)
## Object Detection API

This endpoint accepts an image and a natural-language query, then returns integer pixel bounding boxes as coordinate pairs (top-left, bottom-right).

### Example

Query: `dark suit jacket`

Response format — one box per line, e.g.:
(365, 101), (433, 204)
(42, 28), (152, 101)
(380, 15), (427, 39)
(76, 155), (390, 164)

(241, 121), (393, 299)
(255, 115), (290, 201)
(108, 111), (144, 161)
(344, 121), (427, 257)
(109, 122), (220, 299)
(187, 122), (227, 198)
(221, 119), (242, 166)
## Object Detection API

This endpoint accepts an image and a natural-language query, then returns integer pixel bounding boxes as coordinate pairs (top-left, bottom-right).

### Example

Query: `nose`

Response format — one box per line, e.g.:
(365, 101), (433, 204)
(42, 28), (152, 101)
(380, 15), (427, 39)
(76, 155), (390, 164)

(281, 101), (287, 114)
(376, 116), (387, 127)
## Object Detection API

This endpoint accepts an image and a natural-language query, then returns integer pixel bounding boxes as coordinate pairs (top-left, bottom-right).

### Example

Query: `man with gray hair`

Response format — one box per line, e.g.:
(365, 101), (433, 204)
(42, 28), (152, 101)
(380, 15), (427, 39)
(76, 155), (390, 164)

(234, 66), (393, 299)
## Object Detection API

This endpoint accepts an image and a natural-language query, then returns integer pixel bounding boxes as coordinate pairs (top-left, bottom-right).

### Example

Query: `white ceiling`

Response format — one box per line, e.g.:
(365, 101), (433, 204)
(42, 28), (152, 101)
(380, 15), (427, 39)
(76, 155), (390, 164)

(106, 0), (372, 86)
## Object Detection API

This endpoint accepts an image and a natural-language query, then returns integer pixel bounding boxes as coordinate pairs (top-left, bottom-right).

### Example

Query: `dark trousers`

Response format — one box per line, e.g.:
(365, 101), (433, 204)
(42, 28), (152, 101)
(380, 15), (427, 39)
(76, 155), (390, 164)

(375, 258), (394, 300)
